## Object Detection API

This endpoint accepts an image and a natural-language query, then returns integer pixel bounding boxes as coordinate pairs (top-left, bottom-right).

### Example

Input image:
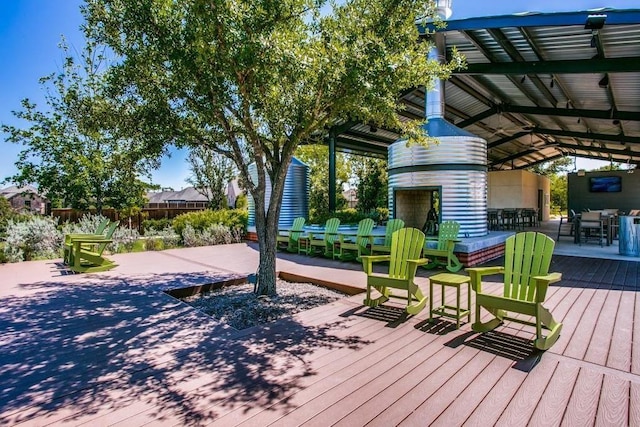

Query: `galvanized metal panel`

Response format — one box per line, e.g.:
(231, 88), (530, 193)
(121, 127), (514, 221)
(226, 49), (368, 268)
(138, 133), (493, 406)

(248, 158), (309, 228)
(389, 134), (488, 237)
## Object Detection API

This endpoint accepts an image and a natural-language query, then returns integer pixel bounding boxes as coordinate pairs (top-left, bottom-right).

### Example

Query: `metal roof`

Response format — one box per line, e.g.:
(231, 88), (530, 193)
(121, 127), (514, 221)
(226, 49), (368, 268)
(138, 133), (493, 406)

(333, 8), (640, 170)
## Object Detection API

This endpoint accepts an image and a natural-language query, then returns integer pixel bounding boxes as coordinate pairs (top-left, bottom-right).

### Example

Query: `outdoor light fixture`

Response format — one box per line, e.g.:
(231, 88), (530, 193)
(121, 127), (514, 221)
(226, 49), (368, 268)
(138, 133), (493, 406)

(585, 14), (607, 30)
(520, 75), (526, 83)
(550, 78), (554, 88)
(599, 75), (609, 88)
(370, 125), (378, 133)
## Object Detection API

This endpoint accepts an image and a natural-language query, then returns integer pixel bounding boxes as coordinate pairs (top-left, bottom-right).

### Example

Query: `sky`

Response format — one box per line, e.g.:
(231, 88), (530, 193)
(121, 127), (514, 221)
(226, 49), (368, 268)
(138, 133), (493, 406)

(1, 0), (639, 190)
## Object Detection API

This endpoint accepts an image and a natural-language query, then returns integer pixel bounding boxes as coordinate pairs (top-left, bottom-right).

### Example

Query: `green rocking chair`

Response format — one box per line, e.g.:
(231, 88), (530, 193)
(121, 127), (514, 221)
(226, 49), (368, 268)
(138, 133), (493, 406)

(361, 227), (429, 315)
(334, 218), (375, 261)
(422, 220), (463, 272)
(277, 217), (306, 253)
(370, 218), (405, 255)
(299, 218), (340, 258)
(467, 231), (563, 350)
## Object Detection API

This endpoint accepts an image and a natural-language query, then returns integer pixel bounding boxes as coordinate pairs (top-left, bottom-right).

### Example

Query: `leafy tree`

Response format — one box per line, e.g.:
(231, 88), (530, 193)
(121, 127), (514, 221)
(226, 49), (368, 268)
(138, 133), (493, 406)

(186, 146), (236, 210)
(529, 157), (574, 177)
(351, 156), (388, 213)
(295, 144), (349, 219)
(549, 173), (567, 213)
(84, 0), (462, 295)
(2, 39), (155, 214)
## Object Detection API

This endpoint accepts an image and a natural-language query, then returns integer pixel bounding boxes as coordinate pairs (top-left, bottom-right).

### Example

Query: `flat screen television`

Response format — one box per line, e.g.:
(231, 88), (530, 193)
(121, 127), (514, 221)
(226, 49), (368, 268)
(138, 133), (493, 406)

(589, 176), (622, 193)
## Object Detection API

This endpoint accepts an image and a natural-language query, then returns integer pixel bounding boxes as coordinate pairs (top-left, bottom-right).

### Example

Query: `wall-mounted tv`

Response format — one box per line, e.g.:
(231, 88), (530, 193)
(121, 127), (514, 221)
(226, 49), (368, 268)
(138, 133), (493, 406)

(589, 176), (622, 193)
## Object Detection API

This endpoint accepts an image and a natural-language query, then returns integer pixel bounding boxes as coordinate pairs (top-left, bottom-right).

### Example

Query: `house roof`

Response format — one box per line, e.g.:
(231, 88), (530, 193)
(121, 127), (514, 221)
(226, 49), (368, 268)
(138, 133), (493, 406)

(146, 187), (209, 204)
(0, 185), (43, 200)
(333, 8), (640, 170)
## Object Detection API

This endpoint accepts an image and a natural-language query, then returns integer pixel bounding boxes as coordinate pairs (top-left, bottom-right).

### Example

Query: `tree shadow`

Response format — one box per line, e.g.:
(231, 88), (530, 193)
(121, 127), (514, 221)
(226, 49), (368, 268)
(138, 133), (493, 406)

(0, 271), (372, 425)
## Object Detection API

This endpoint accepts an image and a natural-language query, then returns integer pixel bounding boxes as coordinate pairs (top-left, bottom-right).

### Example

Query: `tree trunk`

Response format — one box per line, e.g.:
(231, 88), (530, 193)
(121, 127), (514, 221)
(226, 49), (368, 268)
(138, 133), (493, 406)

(253, 163), (289, 296)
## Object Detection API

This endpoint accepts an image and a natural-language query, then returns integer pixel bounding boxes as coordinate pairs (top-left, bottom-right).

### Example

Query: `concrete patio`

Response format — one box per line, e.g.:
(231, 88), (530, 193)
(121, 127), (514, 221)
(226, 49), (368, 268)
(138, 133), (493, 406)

(1, 229), (639, 426)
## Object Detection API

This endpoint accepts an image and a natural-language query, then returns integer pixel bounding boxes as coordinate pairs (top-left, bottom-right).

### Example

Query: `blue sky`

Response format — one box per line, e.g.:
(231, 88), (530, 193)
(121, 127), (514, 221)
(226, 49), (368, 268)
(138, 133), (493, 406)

(2, 1), (638, 190)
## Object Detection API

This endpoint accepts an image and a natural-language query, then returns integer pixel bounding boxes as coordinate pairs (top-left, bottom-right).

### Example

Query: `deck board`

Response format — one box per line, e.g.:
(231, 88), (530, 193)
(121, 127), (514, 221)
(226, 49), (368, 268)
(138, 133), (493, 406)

(0, 247), (639, 426)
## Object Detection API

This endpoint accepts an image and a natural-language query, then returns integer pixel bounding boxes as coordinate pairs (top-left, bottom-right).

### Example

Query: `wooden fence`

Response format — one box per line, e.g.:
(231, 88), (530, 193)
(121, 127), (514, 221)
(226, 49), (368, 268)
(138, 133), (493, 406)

(52, 206), (209, 232)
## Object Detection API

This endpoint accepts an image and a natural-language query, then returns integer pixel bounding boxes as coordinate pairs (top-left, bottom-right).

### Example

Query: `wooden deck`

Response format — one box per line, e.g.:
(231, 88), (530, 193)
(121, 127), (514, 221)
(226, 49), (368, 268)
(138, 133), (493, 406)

(0, 243), (639, 426)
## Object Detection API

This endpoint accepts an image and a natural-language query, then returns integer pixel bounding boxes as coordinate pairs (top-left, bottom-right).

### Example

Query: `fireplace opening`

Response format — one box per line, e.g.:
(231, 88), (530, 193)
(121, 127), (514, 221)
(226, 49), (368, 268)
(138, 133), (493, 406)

(393, 187), (440, 234)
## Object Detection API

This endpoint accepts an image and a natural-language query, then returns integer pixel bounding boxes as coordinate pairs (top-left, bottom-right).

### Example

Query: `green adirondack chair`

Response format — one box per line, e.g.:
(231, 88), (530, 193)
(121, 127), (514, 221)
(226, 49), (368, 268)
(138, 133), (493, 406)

(67, 220), (119, 269)
(467, 231), (563, 350)
(334, 218), (375, 261)
(63, 218), (110, 264)
(277, 217), (306, 253)
(370, 218), (405, 255)
(299, 218), (340, 257)
(361, 227), (429, 315)
(422, 220), (463, 272)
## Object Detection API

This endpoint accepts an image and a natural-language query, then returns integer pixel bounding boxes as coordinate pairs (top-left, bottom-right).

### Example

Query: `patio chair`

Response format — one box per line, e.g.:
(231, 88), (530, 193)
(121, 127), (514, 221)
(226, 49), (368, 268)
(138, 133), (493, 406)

(422, 220), (462, 272)
(68, 220), (120, 273)
(370, 218), (405, 255)
(556, 209), (576, 241)
(361, 227), (429, 315)
(334, 218), (375, 261)
(299, 218), (340, 257)
(63, 218), (111, 264)
(277, 217), (306, 253)
(577, 211), (604, 246)
(467, 231), (563, 350)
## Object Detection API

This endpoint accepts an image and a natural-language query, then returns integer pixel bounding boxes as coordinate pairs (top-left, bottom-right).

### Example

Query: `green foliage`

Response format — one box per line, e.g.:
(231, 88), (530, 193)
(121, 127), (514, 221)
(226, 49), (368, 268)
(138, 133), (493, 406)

(234, 193), (248, 210)
(61, 213), (110, 235)
(107, 227), (141, 253)
(529, 157), (574, 177)
(2, 39), (155, 213)
(295, 145), (349, 216)
(550, 174), (568, 213)
(311, 208), (386, 225)
(186, 146), (236, 210)
(84, 0), (461, 294)
(172, 209), (248, 237)
(0, 196), (15, 236)
(3, 215), (62, 262)
(182, 224), (243, 247)
(141, 218), (174, 235)
(352, 157), (388, 213)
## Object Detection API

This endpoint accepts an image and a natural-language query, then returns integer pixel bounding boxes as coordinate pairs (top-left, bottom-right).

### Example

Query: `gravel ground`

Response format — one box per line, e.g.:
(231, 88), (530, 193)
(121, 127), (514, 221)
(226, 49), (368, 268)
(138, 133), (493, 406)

(182, 280), (348, 330)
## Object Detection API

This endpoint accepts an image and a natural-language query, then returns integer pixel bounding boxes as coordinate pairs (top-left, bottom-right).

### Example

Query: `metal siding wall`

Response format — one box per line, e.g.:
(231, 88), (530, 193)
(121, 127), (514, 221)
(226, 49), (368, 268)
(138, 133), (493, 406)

(388, 136), (488, 237)
(248, 159), (309, 228)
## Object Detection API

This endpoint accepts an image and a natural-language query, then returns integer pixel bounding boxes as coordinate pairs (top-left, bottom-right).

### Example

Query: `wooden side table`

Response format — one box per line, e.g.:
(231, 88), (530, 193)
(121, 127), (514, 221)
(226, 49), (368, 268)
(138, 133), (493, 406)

(429, 272), (472, 329)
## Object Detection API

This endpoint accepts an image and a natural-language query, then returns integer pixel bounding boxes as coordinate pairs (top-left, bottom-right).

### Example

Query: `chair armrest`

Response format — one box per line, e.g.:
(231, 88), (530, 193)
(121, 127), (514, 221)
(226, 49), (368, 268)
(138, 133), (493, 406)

(533, 272), (562, 301)
(407, 258), (429, 281)
(465, 266), (504, 293)
(360, 255), (391, 275)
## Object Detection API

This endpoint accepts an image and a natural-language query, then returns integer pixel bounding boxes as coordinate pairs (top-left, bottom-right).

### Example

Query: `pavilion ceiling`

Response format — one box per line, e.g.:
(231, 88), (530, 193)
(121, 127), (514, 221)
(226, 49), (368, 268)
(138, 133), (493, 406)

(332, 8), (640, 170)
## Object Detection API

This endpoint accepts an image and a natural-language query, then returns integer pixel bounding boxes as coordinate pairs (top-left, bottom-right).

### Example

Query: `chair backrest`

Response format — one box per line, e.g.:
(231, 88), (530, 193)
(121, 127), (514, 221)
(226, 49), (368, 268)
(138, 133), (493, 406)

(389, 228), (425, 279)
(355, 218), (375, 248)
(435, 221), (460, 250)
(95, 220), (120, 255)
(581, 211), (602, 226)
(95, 218), (110, 235)
(383, 219), (405, 246)
(289, 217), (306, 242)
(324, 218), (341, 244)
(503, 232), (555, 302)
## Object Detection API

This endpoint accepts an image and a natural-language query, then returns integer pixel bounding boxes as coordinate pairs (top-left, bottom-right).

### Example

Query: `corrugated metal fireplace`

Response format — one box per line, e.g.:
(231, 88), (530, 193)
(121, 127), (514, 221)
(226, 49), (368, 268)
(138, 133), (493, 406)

(387, 2), (488, 238)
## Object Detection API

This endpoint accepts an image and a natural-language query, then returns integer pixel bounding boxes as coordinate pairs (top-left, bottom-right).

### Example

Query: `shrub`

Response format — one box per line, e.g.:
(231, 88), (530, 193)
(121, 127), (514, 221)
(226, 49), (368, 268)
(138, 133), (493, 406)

(182, 224), (243, 247)
(144, 226), (181, 249)
(144, 237), (165, 251)
(141, 218), (173, 235)
(61, 213), (110, 235)
(3, 215), (62, 262)
(107, 226), (140, 253)
(172, 209), (248, 237)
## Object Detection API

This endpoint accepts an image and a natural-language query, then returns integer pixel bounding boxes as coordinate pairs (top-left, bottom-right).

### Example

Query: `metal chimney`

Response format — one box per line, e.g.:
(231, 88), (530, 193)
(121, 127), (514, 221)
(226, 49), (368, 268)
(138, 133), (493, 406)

(387, 0), (489, 237)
